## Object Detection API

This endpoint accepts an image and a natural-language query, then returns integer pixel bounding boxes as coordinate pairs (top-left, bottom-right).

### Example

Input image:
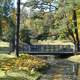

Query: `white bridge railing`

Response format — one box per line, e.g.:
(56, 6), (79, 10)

(20, 43), (75, 54)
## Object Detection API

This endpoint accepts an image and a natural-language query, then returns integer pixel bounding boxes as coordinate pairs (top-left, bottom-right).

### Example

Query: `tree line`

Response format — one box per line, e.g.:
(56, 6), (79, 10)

(0, 0), (80, 57)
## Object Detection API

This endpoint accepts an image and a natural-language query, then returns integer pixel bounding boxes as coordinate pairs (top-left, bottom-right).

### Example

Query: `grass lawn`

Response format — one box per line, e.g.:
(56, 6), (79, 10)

(0, 41), (9, 47)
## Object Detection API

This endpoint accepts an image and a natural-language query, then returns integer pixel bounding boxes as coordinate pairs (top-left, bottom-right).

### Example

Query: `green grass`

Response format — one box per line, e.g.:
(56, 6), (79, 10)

(0, 53), (16, 60)
(0, 70), (41, 80)
(0, 41), (9, 48)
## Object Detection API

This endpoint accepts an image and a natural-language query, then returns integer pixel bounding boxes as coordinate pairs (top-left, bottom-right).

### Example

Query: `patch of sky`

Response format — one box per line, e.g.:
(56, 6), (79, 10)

(14, 0), (28, 8)
(14, 0), (57, 12)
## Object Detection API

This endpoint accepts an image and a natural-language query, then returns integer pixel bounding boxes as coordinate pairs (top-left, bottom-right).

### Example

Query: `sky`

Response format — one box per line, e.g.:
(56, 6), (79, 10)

(14, 0), (27, 7)
(14, 0), (56, 12)
(14, 0), (32, 17)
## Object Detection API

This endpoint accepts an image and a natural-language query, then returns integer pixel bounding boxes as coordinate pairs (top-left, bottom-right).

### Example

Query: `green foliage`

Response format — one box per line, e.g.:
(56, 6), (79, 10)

(21, 0), (80, 41)
(20, 28), (32, 44)
(0, 0), (14, 16)
(0, 0), (15, 41)
(55, 0), (80, 42)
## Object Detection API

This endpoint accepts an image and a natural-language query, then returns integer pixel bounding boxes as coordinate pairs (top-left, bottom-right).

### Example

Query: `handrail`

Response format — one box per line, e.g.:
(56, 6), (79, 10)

(20, 42), (75, 54)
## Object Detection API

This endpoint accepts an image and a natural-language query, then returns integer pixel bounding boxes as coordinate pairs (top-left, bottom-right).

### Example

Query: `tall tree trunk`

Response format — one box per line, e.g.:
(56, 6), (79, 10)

(72, 10), (79, 52)
(8, 17), (16, 54)
(66, 23), (76, 44)
(0, 16), (2, 40)
(0, 23), (2, 40)
(64, 12), (76, 45)
(9, 36), (15, 53)
(16, 0), (20, 57)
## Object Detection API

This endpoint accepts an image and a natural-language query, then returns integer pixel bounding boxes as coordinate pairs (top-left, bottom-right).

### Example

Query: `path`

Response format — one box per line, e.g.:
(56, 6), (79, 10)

(38, 58), (79, 80)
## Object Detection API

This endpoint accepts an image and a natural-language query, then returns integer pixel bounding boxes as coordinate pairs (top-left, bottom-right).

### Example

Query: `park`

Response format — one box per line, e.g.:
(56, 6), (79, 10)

(0, 0), (80, 80)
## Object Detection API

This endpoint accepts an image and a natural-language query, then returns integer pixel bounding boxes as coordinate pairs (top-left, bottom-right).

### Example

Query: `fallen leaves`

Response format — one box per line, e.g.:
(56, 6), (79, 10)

(0, 54), (48, 73)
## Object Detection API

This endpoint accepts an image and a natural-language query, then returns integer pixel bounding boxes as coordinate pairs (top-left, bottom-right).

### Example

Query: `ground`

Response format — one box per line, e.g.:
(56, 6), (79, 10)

(0, 41), (80, 80)
(0, 53), (80, 80)
(0, 53), (46, 80)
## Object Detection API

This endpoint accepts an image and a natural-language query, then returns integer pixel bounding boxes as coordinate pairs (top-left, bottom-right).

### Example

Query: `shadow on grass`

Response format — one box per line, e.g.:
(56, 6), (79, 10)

(0, 77), (28, 80)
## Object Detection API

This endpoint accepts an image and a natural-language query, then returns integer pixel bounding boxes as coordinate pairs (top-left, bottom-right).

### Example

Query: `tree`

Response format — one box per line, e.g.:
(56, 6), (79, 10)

(16, 0), (20, 57)
(0, 17), (2, 39)
(21, 0), (80, 48)
(0, 0), (16, 53)
(21, 0), (59, 39)
(20, 28), (32, 45)
(58, 0), (80, 51)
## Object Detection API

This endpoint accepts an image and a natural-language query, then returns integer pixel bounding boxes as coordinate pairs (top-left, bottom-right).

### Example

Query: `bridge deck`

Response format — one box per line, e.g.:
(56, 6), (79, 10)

(20, 44), (75, 55)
